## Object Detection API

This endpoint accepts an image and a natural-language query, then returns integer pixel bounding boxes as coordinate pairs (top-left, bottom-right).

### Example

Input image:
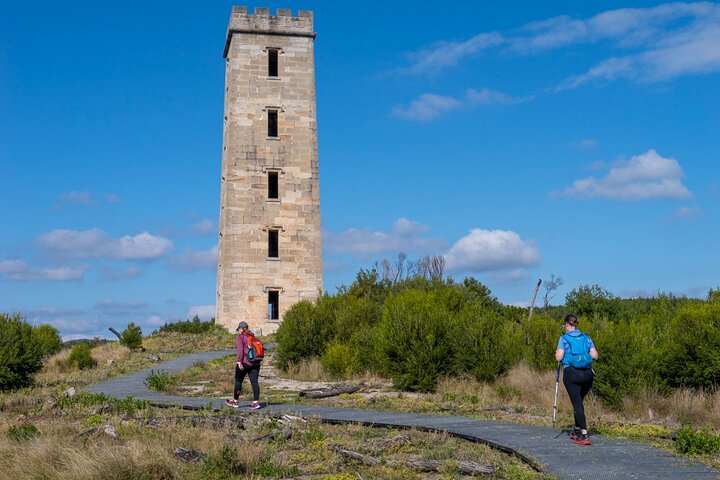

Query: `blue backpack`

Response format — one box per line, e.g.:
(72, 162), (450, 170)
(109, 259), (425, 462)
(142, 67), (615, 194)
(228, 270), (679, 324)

(562, 333), (592, 368)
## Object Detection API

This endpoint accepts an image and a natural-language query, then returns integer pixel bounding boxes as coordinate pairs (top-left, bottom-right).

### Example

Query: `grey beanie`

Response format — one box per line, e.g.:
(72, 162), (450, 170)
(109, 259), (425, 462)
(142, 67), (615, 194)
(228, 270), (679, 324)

(236, 321), (249, 331)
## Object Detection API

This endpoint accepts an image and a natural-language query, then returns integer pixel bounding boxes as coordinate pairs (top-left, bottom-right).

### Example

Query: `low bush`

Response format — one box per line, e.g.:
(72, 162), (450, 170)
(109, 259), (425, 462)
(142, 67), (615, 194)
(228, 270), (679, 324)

(157, 315), (222, 334)
(7, 422), (39, 442)
(120, 322), (143, 350)
(32, 324), (63, 357)
(675, 426), (720, 454)
(377, 290), (455, 392)
(453, 307), (519, 382)
(524, 315), (562, 371)
(144, 370), (174, 391)
(320, 341), (360, 378)
(67, 343), (97, 370)
(274, 300), (334, 368)
(0, 313), (43, 391)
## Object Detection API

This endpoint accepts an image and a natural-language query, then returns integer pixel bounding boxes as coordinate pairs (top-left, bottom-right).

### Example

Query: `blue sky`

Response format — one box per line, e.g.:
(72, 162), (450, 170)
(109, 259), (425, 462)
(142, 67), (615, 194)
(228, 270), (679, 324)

(2, 1), (719, 339)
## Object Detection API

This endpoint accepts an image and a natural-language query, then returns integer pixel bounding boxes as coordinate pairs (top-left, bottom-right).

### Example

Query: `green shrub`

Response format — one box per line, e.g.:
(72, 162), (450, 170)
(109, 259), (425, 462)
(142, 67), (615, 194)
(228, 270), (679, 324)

(274, 300), (333, 368)
(675, 426), (720, 454)
(524, 314), (562, 371)
(203, 444), (246, 476)
(566, 284), (619, 320)
(157, 315), (222, 334)
(8, 422), (39, 442)
(67, 343), (97, 370)
(144, 370), (175, 391)
(658, 303), (720, 390)
(377, 290), (454, 392)
(120, 322), (143, 349)
(453, 306), (518, 382)
(32, 324), (63, 357)
(583, 318), (659, 407)
(321, 341), (360, 378)
(0, 313), (43, 391)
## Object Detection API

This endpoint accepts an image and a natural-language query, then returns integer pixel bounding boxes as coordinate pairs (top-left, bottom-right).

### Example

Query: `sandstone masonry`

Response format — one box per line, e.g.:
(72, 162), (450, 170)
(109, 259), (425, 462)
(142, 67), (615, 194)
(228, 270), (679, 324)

(216, 6), (322, 334)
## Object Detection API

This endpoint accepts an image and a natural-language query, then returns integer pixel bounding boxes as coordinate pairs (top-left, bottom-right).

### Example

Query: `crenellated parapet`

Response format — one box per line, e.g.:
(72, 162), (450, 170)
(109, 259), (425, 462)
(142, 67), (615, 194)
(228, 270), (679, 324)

(224, 6), (315, 58)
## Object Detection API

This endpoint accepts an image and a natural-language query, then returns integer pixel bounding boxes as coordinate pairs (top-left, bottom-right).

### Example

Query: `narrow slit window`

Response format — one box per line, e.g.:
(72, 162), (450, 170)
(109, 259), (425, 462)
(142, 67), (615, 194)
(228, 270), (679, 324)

(268, 291), (279, 320)
(268, 171), (279, 199)
(268, 49), (278, 77)
(268, 110), (278, 137)
(268, 229), (279, 258)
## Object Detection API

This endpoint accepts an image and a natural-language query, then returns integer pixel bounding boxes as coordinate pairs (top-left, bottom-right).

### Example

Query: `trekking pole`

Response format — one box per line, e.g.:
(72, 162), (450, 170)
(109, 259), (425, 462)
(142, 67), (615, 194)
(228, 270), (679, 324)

(552, 361), (561, 429)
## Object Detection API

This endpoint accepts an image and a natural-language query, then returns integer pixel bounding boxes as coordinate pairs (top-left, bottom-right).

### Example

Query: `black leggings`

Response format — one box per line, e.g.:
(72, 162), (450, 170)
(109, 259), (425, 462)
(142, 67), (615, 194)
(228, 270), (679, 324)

(562, 366), (594, 430)
(234, 363), (260, 401)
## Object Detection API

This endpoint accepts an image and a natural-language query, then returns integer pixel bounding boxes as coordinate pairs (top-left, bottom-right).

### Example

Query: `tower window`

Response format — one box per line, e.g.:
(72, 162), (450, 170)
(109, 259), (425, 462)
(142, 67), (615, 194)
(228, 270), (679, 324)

(268, 110), (278, 137)
(268, 229), (279, 258)
(268, 171), (279, 199)
(268, 290), (279, 320)
(268, 49), (279, 77)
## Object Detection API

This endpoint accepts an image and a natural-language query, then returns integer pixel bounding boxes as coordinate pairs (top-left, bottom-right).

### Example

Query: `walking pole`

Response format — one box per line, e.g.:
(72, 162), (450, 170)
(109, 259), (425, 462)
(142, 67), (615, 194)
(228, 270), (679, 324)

(552, 361), (561, 429)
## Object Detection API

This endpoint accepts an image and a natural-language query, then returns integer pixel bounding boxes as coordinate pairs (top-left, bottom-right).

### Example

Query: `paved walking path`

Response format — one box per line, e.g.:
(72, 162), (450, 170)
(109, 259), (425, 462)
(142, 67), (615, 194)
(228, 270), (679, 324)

(87, 350), (719, 480)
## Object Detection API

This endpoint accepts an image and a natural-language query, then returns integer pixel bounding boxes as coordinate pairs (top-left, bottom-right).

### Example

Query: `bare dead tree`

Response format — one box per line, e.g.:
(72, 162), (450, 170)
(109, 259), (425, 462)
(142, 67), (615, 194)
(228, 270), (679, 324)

(543, 274), (564, 309)
(416, 254), (445, 280)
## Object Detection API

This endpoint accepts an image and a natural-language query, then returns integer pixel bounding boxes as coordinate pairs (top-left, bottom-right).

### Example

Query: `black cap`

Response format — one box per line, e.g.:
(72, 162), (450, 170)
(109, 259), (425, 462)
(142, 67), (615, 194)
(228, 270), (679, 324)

(236, 321), (249, 331)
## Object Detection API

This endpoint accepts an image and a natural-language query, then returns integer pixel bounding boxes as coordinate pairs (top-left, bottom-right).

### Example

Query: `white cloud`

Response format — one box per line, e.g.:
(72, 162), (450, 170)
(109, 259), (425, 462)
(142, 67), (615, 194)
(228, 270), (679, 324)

(324, 218), (445, 257)
(571, 139), (599, 150)
(145, 315), (165, 327)
(94, 300), (148, 315)
(191, 219), (216, 235)
(404, 32), (504, 75)
(169, 245), (218, 271)
(59, 191), (93, 205)
(671, 206), (702, 222)
(39, 228), (173, 260)
(444, 229), (540, 273)
(100, 265), (142, 280)
(402, 3), (720, 88)
(187, 305), (215, 321)
(555, 149), (692, 200)
(105, 193), (121, 204)
(0, 259), (87, 281)
(393, 88), (531, 121)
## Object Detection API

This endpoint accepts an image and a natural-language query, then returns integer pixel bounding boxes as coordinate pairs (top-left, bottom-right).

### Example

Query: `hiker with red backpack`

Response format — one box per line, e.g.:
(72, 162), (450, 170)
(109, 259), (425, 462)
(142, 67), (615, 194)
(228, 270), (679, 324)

(555, 314), (599, 445)
(226, 321), (264, 409)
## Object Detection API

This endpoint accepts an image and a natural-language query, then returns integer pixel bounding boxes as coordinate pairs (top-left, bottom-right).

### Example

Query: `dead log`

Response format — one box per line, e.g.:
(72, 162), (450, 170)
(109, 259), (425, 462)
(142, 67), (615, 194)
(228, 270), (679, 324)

(331, 444), (494, 475)
(252, 428), (292, 442)
(299, 384), (363, 399)
(379, 434), (411, 449)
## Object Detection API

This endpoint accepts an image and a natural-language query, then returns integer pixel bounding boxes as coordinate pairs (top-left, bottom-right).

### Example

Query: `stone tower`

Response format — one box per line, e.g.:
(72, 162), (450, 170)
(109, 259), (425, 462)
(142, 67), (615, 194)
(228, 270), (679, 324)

(216, 6), (322, 334)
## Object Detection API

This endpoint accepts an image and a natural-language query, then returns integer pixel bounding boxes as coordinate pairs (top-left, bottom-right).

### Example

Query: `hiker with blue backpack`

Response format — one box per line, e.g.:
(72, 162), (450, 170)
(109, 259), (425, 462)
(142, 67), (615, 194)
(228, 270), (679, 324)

(555, 314), (599, 445)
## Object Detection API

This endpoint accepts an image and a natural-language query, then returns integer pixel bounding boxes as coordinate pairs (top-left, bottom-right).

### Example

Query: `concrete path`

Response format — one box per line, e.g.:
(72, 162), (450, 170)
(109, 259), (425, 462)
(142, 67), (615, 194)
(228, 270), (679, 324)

(87, 350), (719, 480)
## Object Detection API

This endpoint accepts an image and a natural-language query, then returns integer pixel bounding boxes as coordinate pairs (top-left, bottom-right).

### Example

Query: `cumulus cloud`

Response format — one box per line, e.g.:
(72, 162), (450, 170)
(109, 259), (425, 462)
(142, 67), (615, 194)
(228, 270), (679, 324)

(444, 229), (540, 273)
(555, 149), (692, 200)
(0, 259), (87, 281)
(191, 219), (216, 235)
(39, 228), (173, 260)
(187, 305), (215, 321)
(324, 218), (445, 257)
(393, 88), (531, 121)
(571, 139), (599, 150)
(402, 3), (720, 88)
(94, 300), (148, 315)
(100, 265), (142, 280)
(169, 245), (218, 271)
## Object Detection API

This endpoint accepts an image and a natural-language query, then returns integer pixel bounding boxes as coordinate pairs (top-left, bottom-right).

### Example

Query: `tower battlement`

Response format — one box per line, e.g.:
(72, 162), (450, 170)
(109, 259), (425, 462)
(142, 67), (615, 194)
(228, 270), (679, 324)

(224, 6), (315, 58)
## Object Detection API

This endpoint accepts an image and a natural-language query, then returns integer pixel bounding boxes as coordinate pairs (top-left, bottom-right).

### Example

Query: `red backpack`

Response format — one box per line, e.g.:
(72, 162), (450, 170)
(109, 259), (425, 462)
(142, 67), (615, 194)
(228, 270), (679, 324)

(245, 332), (264, 362)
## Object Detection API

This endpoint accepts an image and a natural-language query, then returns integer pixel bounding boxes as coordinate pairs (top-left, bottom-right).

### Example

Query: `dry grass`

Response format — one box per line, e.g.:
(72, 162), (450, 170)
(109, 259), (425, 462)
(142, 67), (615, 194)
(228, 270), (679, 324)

(284, 357), (333, 382)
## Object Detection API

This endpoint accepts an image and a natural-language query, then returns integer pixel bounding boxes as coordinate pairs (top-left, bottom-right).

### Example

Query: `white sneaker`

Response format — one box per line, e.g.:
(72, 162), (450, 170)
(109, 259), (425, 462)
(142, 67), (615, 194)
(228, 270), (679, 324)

(225, 399), (239, 408)
(249, 401), (261, 410)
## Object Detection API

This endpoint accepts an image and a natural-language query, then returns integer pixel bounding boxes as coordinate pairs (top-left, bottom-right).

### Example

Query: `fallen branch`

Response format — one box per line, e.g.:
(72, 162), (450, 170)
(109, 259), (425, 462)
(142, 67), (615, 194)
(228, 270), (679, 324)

(378, 434), (411, 449)
(299, 384), (363, 399)
(330, 444), (494, 476)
